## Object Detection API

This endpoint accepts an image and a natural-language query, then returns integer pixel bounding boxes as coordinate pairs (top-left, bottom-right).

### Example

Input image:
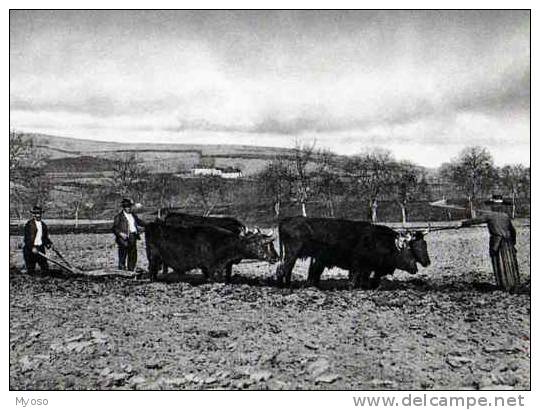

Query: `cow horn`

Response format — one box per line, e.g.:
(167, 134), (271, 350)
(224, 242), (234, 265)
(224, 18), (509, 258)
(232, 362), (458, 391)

(401, 231), (413, 242)
(156, 208), (165, 221)
(265, 229), (276, 241)
(395, 236), (406, 250)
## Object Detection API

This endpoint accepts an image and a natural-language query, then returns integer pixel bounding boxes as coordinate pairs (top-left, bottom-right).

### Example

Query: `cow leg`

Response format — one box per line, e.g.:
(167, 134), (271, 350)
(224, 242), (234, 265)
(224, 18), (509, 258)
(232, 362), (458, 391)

(368, 271), (382, 289)
(278, 242), (304, 288)
(224, 262), (233, 283)
(306, 258), (317, 285)
(307, 258), (325, 287)
(276, 255), (298, 288)
(369, 269), (393, 289)
(201, 267), (213, 281)
(349, 269), (371, 290)
(148, 254), (161, 281)
(348, 270), (361, 289)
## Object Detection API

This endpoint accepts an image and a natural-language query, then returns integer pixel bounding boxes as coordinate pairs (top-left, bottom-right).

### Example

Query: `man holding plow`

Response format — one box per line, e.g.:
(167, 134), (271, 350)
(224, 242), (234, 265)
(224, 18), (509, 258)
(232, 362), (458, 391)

(23, 205), (53, 275)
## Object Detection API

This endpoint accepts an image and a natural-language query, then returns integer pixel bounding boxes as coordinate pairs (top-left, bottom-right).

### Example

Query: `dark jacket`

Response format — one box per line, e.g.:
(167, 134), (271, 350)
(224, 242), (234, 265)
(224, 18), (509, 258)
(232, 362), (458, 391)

(24, 219), (52, 249)
(462, 211), (517, 254)
(112, 211), (144, 246)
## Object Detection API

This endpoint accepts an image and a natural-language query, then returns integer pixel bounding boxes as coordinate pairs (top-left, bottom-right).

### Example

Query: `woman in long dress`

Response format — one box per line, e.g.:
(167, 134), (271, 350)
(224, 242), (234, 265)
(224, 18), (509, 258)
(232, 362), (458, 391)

(460, 198), (520, 292)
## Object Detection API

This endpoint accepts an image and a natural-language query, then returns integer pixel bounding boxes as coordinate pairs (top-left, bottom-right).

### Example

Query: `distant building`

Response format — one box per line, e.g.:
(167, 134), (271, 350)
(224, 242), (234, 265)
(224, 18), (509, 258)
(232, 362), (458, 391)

(190, 167), (243, 179)
(191, 167), (223, 176)
(220, 167), (243, 179)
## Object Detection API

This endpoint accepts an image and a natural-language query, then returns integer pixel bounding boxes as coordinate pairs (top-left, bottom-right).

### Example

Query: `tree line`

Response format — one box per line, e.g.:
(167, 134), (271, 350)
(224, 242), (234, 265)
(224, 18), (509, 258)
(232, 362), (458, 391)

(258, 142), (529, 222)
(9, 131), (530, 222)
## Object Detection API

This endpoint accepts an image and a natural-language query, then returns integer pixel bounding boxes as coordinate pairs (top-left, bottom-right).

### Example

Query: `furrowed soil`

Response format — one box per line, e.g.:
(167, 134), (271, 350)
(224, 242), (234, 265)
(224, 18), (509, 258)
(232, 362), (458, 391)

(9, 226), (530, 390)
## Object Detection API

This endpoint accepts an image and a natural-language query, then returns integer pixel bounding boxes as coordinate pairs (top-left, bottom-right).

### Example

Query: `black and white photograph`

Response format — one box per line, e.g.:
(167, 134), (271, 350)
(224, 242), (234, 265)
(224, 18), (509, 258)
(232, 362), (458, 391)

(8, 8), (531, 397)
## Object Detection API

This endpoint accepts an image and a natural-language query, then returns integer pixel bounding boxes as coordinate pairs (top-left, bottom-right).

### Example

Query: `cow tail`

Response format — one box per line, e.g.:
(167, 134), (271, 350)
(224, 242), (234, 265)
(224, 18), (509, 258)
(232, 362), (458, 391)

(278, 225), (284, 262)
(279, 234), (284, 261)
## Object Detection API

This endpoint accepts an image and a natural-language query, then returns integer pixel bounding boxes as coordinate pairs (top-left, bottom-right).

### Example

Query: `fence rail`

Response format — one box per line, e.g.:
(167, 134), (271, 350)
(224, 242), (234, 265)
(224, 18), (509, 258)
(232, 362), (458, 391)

(9, 222), (113, 236)
(9, 218), (530, 236)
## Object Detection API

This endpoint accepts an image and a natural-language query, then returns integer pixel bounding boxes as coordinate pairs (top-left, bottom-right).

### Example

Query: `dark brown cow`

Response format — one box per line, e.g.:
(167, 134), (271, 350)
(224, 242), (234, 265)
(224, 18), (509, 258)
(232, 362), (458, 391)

(277, 216), (431, 289)
(145, 221), (278, 282)
(164, 212), (245, 235)
(161, 212), (277, 279)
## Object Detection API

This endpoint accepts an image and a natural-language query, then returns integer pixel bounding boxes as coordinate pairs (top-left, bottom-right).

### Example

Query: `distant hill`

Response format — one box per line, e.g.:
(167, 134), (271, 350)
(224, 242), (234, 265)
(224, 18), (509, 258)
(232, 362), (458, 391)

(11, 133), (530, 221)
(23, 133), (297, 175)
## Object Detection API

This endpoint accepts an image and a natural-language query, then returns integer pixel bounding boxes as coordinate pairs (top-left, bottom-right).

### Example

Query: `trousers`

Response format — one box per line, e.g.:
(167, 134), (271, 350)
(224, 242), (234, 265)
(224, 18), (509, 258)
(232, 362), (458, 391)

(118, 233), (138, 271)
(23, 245), (49, 274)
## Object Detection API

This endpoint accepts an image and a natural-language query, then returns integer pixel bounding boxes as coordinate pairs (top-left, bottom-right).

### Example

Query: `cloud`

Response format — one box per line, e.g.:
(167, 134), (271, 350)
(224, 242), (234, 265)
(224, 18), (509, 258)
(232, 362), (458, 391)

(11, 58), (529, 137)
(9, 10), (530, 166)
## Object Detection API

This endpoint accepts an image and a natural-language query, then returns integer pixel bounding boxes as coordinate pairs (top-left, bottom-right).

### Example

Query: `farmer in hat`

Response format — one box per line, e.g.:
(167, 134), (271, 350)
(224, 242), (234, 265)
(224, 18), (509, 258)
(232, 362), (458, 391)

(23, 205), (53, 275)
(112, 198), (144, 271)
(460, 195), (519, 291)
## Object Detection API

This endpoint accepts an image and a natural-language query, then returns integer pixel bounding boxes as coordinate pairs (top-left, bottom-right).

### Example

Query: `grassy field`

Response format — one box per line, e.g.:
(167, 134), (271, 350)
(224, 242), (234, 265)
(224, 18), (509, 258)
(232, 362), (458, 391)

(9, 226), (530, 390)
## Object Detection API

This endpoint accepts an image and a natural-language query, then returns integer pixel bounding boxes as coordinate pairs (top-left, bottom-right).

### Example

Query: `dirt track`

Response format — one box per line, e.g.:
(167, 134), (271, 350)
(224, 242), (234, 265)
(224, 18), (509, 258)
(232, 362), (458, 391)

(9, 226), (530, 390)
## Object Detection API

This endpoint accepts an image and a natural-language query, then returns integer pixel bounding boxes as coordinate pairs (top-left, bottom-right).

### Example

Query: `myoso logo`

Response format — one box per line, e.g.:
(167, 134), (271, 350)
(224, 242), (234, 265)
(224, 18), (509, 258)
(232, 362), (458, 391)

(15, 397), (49, 407)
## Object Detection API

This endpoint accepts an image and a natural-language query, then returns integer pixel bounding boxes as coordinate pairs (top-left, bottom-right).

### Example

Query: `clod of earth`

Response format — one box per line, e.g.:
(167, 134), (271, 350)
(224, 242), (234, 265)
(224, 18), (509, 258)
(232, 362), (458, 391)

(315, 373), (341, 384)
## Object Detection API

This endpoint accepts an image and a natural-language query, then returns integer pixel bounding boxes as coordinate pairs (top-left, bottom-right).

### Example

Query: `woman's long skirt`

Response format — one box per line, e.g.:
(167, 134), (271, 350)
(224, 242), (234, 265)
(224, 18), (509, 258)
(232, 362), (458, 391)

(491, 239), (520, 291)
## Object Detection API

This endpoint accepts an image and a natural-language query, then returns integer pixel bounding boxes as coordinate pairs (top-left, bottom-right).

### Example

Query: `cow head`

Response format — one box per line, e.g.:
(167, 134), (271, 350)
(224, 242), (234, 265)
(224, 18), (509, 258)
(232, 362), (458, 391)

(240, 229), (279, 263)
(395, 230), (431, 274)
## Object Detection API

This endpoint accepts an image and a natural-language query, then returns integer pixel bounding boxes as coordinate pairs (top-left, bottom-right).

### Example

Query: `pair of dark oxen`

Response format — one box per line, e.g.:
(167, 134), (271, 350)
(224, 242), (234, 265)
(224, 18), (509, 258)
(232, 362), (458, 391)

(145, 212), (431, 289)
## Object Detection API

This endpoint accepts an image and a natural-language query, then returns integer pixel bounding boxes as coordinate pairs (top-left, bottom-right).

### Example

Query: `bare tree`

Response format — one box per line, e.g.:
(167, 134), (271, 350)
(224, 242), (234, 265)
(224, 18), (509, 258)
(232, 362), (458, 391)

(10, 130), (36, 171)
(21, 173), (52, 212)
(109, 153), (149, 202)
(193, 176), (226, 216)
(66, 183), (100, 226)
(498, 164), (530, 218)
(148, 173), (183, 216)
(314, 149), (343, 217)
(345, 149), (394, 222)
(9, 130), (50, 218)
(440, 146), (496, 218)
(258, 155), (292, 218)
(390, 161), (427, 224)
(291, 139), (316, 217)
(70, 184), (85, 227)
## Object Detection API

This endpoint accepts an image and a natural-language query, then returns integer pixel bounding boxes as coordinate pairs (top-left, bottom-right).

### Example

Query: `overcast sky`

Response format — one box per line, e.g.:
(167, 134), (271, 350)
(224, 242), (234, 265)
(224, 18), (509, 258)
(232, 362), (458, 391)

(10, 10), (530, 167)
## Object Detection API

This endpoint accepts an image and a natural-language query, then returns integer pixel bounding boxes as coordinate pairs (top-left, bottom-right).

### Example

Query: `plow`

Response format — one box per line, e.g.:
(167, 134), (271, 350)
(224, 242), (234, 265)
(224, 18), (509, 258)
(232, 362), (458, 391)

(390, 198), (491, 234)
(428, 198), (493, 214)
(36, 247), (141, 278)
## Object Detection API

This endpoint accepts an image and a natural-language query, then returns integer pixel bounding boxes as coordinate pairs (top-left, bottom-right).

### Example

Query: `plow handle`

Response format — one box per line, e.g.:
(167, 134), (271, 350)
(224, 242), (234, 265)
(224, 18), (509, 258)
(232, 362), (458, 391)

(428, 226), (461, 232)
(51, 246), (76, 269)
(36, 251), (79, 275)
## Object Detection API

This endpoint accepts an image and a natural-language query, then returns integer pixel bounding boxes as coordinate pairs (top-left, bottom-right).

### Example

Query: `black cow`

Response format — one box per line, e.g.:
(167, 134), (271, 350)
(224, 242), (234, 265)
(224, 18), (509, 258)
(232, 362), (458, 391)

(162, 212), (276, 279)
(276, 216), (431, 289)
(164, 212), (245, 235)
(145, 221), (278, 282)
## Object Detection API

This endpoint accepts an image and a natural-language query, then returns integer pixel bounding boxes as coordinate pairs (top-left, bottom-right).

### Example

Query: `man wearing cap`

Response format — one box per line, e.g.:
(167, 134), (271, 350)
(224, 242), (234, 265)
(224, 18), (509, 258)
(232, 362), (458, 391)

(460, 195), (519, 291)
(23, 206), (53, 275)
(112, 198), (144, 271)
